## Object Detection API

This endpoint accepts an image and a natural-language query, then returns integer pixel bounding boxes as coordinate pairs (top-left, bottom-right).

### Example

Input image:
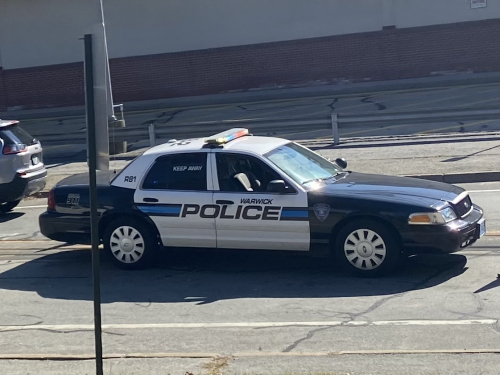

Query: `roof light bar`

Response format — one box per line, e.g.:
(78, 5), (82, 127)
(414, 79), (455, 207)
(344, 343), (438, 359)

(206, 128), (249, 145)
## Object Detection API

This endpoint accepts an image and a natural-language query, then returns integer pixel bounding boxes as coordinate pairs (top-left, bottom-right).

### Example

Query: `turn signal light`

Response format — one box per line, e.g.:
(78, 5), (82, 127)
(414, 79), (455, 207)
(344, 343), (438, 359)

(408, 214), (432, 224)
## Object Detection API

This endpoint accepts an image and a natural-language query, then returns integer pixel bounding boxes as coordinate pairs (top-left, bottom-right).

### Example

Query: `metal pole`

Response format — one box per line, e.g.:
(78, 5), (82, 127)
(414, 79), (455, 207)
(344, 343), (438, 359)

(331, 113), (339, 146)
(148, 123), (156, 147)
(84, 33), (104, 375)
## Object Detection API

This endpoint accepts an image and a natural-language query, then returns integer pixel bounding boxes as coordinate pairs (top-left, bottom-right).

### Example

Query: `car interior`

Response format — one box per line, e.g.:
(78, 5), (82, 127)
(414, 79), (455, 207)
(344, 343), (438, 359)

(216, 154), (281, 192)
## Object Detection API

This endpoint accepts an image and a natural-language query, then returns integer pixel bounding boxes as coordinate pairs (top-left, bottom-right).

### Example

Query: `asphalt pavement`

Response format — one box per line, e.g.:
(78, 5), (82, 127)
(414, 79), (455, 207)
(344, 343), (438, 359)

(0, 182), (498, 374)
(0, 74), (499, 374)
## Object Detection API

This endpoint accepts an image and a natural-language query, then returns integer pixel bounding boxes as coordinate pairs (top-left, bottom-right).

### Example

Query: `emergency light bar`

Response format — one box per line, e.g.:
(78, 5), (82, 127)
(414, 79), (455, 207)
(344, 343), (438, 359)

(205, 128), (249, 145)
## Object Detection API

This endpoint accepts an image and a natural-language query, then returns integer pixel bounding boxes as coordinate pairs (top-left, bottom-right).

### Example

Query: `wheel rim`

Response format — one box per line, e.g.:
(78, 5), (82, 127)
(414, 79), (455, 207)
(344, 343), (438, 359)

(344, 229), (387, 270)
(110, 226), (145, 264)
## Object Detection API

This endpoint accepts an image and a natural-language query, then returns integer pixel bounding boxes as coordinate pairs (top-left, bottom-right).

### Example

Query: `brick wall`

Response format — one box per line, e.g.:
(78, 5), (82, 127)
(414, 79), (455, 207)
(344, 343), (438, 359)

(1, 19), (498, 110)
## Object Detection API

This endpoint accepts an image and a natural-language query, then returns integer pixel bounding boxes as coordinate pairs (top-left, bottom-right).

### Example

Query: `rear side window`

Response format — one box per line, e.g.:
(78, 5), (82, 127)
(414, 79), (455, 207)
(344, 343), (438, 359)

(0, 125), (34, 145)
(142, 153), (207, 191)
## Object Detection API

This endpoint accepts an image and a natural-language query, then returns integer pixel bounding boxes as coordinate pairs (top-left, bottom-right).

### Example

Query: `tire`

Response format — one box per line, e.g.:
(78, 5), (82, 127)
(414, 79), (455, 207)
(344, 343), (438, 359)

(103, 217), (158, 270)
(335, 219), (401, 277)
(0, 200), (21, 214)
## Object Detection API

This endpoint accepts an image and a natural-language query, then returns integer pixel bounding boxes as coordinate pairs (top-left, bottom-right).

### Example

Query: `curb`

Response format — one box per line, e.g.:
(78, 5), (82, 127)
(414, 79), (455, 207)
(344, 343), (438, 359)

(407, 171), (500, 184)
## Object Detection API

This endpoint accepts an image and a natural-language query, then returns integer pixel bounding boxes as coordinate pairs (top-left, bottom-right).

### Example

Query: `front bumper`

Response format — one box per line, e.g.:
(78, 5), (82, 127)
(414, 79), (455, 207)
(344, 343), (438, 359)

(39, 211), (91, 244)
(403, 204), (485, 254)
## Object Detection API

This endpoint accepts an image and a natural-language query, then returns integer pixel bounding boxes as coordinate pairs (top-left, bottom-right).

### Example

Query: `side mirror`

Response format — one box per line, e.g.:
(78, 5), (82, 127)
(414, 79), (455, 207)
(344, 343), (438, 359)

(335, 158), (347, 169)
(267, 180), (287, 193)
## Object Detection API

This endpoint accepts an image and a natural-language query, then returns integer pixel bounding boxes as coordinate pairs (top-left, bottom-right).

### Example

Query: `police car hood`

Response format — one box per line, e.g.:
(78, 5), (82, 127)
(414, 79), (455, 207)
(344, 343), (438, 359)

(56, 171), (116, 187)
(311, 172), (464, 207)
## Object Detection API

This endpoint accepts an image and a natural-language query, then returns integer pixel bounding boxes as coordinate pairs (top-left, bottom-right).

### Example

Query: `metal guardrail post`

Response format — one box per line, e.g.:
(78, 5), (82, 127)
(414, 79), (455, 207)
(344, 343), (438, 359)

(331, 113), (339, 145)
(148, 123), (156, 147)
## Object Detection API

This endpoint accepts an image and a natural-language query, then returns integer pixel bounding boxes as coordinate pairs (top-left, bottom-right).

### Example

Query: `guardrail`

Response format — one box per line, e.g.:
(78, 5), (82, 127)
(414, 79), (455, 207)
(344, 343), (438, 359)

(144, 107), (500, 147)
(37, 107), (500, 147)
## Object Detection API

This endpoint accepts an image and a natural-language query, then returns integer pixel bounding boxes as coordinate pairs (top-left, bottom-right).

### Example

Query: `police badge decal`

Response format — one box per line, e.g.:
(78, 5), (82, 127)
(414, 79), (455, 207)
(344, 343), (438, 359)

(313, 203), (330, 222)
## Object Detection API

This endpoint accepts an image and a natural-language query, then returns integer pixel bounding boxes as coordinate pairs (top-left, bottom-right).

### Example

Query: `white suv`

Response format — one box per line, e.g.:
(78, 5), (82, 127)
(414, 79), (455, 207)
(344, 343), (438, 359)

(0, 119), (47, 213)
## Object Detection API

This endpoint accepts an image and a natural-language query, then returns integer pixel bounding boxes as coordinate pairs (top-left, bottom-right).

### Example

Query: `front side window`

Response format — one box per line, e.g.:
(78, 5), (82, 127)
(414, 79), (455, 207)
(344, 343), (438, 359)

(216, 153), (281, 192)
(265, 142), (342, 186)
(142, 153), (207, 191)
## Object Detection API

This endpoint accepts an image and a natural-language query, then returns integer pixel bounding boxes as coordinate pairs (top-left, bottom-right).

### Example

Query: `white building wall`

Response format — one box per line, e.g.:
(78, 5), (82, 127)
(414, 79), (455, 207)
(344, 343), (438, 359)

(0, 0), (498, 69)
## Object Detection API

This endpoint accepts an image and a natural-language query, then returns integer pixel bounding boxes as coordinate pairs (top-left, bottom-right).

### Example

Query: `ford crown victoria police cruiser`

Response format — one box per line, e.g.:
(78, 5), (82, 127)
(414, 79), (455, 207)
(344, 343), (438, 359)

(39, 128), (486, 276)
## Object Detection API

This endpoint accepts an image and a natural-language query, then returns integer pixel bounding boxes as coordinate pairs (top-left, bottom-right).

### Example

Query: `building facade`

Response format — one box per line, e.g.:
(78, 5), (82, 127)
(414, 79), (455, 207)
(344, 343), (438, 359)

(0, 0), (498, 110)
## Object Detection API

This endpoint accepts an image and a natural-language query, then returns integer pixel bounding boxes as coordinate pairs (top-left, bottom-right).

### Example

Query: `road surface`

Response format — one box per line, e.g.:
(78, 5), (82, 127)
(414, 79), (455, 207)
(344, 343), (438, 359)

(0, 182), (499, 374)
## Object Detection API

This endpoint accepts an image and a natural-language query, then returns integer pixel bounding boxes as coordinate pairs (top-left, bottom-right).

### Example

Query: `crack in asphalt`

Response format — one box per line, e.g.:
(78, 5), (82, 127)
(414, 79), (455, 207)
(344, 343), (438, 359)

(445, 291), (493, 320)
(0, 315), (44, 328)
(361, 96), (387, 111)
(142, 109), (183, 127)
(282, 326), (332, 352)
(0, 328), (125, 336)
(280, 258), (465, 352)
(327, 98), (339, 112)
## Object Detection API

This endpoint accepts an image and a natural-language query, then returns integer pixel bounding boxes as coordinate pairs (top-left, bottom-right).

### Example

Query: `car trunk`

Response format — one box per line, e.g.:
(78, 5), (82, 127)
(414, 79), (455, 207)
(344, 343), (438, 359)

(0, 124), (44, 176)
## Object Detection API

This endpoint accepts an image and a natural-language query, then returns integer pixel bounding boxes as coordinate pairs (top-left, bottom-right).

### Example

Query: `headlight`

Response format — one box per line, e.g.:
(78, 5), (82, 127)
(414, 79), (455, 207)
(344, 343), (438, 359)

(408, 207), (457, 225)
(440, 207), (457, 222)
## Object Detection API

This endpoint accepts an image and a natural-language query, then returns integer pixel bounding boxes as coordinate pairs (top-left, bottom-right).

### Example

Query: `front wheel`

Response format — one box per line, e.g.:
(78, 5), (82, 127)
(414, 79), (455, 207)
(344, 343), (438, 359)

(103, 218), (158, 270)
(335, 219), (401, 277)
(0, 200), (21, 214)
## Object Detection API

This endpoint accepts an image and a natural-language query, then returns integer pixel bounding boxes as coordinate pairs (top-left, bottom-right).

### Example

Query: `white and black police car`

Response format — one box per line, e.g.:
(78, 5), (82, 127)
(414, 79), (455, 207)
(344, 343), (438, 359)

(39, 128), (486, 276)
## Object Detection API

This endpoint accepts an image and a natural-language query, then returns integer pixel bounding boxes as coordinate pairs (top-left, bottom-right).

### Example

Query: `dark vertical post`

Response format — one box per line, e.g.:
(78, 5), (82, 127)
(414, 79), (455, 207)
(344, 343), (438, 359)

(84, 33), (104, 375)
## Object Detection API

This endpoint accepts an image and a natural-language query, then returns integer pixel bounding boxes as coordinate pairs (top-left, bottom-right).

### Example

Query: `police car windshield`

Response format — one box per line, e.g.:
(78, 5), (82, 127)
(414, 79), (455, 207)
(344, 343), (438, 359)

(265, 142), (342, 185)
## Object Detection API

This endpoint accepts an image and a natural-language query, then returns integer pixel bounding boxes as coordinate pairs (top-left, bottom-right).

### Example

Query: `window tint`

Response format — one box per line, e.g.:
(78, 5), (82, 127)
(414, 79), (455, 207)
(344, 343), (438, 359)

(142, 153), (207, 191)
(216, 153), (281, 192)
(0, 125), (35, 145)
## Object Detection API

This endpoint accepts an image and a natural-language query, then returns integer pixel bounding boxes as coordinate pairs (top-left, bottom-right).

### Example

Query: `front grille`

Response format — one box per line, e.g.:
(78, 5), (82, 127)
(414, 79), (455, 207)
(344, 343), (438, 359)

(454, 195), (473, 218)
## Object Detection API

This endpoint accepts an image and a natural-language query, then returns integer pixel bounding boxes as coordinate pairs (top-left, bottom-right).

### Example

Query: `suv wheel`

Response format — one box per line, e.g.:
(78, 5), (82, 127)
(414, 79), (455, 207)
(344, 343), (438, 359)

(335, 219), (401, 277)
(0, 200), (21, 213)
(103, 218), (158, 270)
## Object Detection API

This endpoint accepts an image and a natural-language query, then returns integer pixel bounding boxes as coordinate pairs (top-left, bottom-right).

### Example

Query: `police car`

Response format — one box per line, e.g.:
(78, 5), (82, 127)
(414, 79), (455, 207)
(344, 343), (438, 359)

(39, 128), (486, 276)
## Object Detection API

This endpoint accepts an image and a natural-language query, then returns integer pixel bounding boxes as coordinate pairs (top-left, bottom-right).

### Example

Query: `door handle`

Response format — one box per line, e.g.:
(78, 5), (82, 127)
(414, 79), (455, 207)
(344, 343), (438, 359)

(216, 200), (234, 205)
(143, 197), (159, 203)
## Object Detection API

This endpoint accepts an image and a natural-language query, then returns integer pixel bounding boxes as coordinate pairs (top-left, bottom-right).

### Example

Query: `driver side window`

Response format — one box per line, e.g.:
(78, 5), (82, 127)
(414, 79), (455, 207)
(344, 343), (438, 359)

(216, 153), (283, 193)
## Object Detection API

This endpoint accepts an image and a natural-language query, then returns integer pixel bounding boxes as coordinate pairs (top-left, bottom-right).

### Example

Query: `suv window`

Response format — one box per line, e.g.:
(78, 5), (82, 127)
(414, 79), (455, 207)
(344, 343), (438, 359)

(216, 153), (281, 192)
(0, 125), (35, 146)
(142, 153), (207, 191)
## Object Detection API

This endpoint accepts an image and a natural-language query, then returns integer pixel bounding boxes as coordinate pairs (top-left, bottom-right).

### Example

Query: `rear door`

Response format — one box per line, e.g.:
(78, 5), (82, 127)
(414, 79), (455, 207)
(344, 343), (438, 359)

(134, 151), (217, 248)
(211, 152), (310, 251)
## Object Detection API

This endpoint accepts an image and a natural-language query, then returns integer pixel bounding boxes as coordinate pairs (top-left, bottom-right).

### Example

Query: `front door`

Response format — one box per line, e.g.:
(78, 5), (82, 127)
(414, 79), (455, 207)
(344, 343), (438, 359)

(212, 152), (310, 251)
(134, 152), (216, 248)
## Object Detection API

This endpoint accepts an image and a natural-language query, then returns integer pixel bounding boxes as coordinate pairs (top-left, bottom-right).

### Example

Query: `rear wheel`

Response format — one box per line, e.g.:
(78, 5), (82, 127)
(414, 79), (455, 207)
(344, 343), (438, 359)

(103, 218), (158, 270)
(335, 219), (401, 277)
(0, 200), (21, 213)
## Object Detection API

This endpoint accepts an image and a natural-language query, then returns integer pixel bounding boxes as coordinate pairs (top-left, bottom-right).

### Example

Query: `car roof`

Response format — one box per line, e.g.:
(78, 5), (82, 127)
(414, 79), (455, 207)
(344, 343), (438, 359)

(0, 119), (19, 128)
(143, 134), (290, 157)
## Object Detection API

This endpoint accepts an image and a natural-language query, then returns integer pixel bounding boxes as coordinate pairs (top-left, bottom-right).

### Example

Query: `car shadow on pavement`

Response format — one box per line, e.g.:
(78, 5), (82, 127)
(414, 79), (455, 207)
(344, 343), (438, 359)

(0, 247), (468, 304)
(0, 212), (24, 223)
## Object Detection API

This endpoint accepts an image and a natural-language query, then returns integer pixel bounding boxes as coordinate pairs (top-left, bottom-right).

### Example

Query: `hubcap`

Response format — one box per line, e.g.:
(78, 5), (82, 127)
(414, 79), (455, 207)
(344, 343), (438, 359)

(110, 226), (145, 264)
(344, 229), (386, 270)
